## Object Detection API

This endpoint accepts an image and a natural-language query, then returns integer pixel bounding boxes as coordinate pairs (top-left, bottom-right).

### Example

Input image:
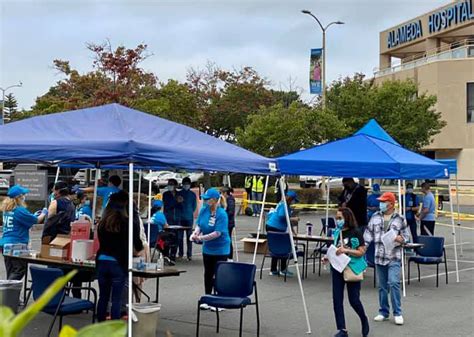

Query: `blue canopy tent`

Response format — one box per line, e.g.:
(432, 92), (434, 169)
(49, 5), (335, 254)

(0, 104), (303, 335)
(275, 121), (460, 292)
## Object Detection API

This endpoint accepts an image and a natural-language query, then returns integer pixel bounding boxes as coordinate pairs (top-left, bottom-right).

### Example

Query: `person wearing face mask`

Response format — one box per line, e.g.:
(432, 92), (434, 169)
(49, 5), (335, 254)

(77, 175), (122, 214)
(364, 192), (410, 326)
(404, 183), (420, 243)
(367, 184), (381, 221)
(329, 207), (369, 337)
(0, 185), (47, 280)
(220, 186), (236, 260)
(163, 178), (182, 261)
(75, 191), (93, 221)
(265, 190), (299, 277)
(190, 188), (230, 311)
(338, 178), (368, 234)
(416, 182), (436, 236)
(177, 177), (197, 261)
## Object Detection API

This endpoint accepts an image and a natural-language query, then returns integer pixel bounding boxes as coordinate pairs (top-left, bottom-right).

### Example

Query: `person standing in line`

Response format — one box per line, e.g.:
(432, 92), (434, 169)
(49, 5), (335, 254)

(0, 185), (47, 280)
(96, 190), (144, 321)
(364, 192), (410, 326)
(265, 190), (299, 277)
(251, 175), (264, 217)
(163, 178), (182, 261)
(274, 177), (288, 204)
(416, 182), (436, 236)
(190, 188), (230, 311)
(178, 177), (197, 261)
(366, 183), (381, 221)
(338, 178), (368, 233)
(405, 183), (420, 242)
(244, 176), (253, 201)
(221, 186), (236, 261)
(330, 207), (369, 337)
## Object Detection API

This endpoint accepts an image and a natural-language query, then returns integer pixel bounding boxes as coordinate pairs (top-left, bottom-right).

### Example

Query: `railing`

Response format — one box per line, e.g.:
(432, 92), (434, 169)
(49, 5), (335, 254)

(375, 39), (474, 77)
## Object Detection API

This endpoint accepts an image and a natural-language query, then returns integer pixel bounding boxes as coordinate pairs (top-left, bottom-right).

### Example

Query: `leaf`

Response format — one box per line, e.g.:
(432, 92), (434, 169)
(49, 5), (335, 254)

(9, 270), (77, 336)
(76, 321), (127, 337)
(0, 306), (15, 323)
(59, 325), (78, 337)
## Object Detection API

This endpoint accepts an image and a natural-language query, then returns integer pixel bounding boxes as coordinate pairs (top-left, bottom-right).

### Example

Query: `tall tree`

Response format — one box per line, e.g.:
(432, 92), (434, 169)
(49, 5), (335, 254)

(326, 74), (445, 150)
(2, 93), (18, 122)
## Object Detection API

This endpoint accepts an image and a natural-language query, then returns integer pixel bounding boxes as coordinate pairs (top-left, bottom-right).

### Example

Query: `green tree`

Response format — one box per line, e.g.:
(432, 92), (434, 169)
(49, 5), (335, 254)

(326, 74), (445, 150)
(2, 93), (18, 122)
(236, 102), (346, 157)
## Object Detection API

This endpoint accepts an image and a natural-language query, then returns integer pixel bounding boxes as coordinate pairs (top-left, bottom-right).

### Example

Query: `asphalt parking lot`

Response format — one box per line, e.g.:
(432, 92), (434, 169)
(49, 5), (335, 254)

(2, 209), (473, 337)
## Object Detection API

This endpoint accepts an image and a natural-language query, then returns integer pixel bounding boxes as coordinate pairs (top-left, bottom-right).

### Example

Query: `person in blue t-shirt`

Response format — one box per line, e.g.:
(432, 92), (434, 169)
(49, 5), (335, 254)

(1, 185), (47, 280)
(177, 177), (197, 260)
(190, 188), (230, 310)
(367, 184), (381, 221)
(79, 175), (121, 213)
(416, 182), (436, 236)
(404, 183), (420, 242)
(151, 200), (168, 232)
(75, 191), (93, 221)
(266, 190), (299, 277)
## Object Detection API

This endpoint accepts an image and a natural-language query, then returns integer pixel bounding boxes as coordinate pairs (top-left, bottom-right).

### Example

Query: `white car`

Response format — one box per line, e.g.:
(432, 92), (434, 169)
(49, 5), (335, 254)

(299, 175), (321, 188)
(144, 171), (203, 187)
(0, 170), (13, 194)
(316, 177), (359, 189)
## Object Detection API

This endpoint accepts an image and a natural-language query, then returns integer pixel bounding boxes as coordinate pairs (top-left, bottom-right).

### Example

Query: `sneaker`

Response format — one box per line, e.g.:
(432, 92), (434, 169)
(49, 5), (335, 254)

(187, 256), (192, 261)
(210, 306), (225, 312)
(334, 330), (348, 337)
(199, 303), (211, 310)
(164, 257), (175, 266)
(374, 314), (389, 322)
(280, 270), (294, 277)
(394, 316), (404, 325)
(269, 271), (280, 276)
(228, 259), (234, 262)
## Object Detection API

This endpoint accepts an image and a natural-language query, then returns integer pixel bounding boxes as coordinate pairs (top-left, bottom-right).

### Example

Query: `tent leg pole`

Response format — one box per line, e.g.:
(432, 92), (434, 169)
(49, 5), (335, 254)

(280, 176), (312, 334)
(325, 177), (331, 233)
(252, 176), (269, 265)
(91, 168), (101, 229)
(137, 170), (142, 211)
(398, 180), (406, 297)
(455, 174), (462, 256)
(147, 170), (152, 248)
(228, 174), (238, 261)
(54, 166), (60, 184)
(448, 179), (460, 282)
(128, 163), (134, 337)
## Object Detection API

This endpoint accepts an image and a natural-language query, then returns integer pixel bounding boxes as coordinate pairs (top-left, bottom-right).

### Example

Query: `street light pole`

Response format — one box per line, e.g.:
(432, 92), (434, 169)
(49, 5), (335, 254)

(0, 82), (22, 125)
(301, 10), (344, 108)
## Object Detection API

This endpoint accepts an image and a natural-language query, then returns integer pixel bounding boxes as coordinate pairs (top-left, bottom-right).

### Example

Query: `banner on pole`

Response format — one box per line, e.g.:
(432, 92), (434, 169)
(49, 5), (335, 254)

(309, 48), (323, 94)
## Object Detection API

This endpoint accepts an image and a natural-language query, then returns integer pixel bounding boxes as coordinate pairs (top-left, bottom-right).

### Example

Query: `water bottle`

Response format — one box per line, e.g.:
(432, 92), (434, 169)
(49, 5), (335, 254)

(157, 253), (164, 271)
(306, 222), (313, 236)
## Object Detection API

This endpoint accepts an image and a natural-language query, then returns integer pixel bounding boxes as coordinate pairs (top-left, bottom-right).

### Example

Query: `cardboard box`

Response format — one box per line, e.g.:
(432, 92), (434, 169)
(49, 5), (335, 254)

(41, 235), (71, 260)
(241, 238), (267, 254)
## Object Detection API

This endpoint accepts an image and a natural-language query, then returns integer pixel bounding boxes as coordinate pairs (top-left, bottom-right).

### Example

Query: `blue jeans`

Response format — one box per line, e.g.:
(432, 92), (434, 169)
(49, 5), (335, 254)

(252, 192), (263, 214)
(376, 261), (402, 317)
(178, 219), (193, 258)
(97, 260), (126, 321)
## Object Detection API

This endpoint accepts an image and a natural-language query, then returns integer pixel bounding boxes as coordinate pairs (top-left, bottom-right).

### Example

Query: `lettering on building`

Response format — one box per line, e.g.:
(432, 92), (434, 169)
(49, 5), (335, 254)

(428, 0), (474, 34)
(387, 20), (423, 49)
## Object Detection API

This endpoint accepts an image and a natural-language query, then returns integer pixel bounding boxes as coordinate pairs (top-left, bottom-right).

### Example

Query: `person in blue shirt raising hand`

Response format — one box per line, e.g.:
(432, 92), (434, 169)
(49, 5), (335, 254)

(1, 185), (48, 280)
(78, 175), (121, 213)
(190, 188), (230, 311)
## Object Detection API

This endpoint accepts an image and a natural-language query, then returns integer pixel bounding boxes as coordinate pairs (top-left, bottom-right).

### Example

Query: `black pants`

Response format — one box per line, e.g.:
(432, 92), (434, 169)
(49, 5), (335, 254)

(331, 267), (367, 331)
(97, 260), (126, 321)
(420, 220), (435, 236)
(4, 255), (27, 280)
(203, 254), (227, 294)
(228, 226), (235, 260)
(266, 225), (288, 273)
(407, 218), (418, 242)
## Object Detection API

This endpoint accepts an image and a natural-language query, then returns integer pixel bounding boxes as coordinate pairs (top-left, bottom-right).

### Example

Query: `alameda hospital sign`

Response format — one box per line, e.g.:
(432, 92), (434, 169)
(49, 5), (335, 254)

(387, 0), (474, 49)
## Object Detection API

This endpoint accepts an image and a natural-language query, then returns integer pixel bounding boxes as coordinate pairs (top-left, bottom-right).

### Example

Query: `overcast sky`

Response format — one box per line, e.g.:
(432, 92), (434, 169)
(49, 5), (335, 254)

(0, 0), (448, 109)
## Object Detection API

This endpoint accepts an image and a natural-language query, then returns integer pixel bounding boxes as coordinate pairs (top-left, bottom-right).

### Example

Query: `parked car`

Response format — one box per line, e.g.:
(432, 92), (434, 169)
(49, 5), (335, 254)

(0, 170), (13, 195)
(299, 175), (321, 188)
(316, 177), (360, 189)
(144, 171), (203, 187)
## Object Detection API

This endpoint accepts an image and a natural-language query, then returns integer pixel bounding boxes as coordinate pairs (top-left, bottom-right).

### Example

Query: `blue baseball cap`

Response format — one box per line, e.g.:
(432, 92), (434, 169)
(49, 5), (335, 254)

(372, 184), (380, 192)
(286, 190), (299, 202)
(7, 185), (30, 198)
(152, 199), (163, 208)
(201, 188), (220, 200)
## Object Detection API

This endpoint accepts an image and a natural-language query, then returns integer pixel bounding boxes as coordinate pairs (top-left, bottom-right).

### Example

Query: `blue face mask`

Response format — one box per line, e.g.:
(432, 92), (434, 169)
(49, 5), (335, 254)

(84, 200), (91, 206)
(379, 202), (388, 213)
(336, 219), (345, 228)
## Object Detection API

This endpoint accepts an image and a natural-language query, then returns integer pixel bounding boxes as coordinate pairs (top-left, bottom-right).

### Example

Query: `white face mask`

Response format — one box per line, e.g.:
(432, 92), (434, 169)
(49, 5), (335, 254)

(168, 185), (176, 191)
(183, 184), (191, 191)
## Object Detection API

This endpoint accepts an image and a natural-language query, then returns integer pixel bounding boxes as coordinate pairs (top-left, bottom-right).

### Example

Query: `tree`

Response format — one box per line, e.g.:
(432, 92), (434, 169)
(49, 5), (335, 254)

(236, 102), (346, 157)
(2, 93), (18, 122)
(325, 74), (445, 150)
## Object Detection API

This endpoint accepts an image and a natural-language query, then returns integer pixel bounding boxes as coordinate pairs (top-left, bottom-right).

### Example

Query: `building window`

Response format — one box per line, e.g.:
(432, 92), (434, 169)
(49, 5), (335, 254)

(468, 83), (474, 123)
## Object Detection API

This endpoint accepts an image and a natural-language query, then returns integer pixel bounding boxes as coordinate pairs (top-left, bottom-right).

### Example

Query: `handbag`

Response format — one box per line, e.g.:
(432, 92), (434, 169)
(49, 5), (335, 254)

(339, 230), (364, 282)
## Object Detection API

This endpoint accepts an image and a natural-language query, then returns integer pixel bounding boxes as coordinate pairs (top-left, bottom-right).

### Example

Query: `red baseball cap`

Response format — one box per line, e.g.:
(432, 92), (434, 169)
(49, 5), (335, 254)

(377, 192), (396, 204)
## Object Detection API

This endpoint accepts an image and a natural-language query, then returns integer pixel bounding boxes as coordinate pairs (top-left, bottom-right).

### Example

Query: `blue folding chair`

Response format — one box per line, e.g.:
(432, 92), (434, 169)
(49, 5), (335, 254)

(196, 262), (259, 337)
(259, 231), (305, 281)
(144, 221), (159, 248)
(321, 217), (336, 233)
(366, 241), (376, 288)
(408, 235), (448, 287)
(30, 266), (97, 337)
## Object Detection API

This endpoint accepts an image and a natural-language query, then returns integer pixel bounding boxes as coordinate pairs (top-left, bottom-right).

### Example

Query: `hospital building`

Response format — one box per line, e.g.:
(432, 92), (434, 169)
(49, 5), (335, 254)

(374, 0), (474, 203)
